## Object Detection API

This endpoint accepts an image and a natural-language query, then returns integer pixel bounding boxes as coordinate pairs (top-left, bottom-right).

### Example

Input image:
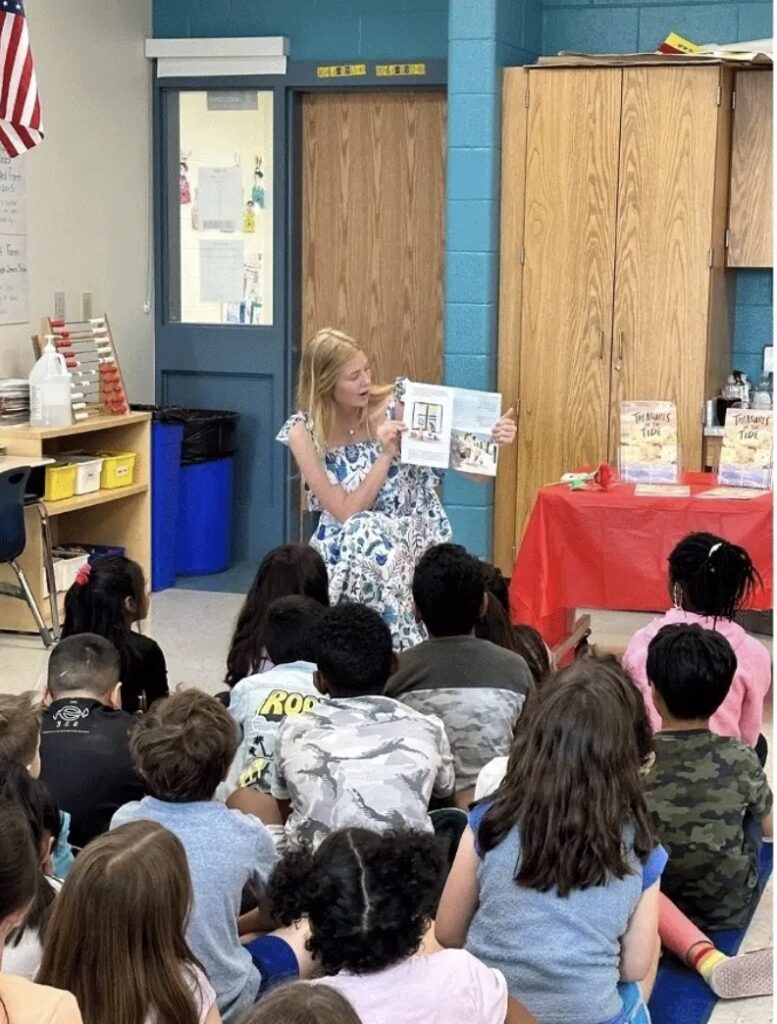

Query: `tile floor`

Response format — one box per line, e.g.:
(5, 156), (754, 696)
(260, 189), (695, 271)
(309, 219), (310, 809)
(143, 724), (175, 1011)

(0, 597), (772, 1023)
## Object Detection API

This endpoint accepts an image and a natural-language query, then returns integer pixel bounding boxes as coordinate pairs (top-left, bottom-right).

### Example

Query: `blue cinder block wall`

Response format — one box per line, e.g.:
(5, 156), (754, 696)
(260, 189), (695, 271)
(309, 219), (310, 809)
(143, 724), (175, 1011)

(541, 0), (774, 390)
(153, 0), (450, 59)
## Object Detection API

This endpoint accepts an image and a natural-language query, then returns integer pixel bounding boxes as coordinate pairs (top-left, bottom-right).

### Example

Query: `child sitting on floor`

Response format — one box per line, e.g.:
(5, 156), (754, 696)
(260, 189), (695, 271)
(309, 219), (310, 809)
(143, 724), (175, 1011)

(271, 603), (455, 849)
(62, 555), (168, 714)
(228, 596), (327, 796)
(644, 623), (773, 931)
(38, 820), (220, 1024)
(40, 633), (145, 850)
(0, 692), (73, 877)
(0, 805), (81, 1023)
(437, 658), (665, 1024)
(386, 544), (532, 808)
(0, 759), (61, 980)
(269, 827), (535, 1024)
(623, 532), (770, 754)
(226, 544), (330, 687)
(111, 690), (292, 1023)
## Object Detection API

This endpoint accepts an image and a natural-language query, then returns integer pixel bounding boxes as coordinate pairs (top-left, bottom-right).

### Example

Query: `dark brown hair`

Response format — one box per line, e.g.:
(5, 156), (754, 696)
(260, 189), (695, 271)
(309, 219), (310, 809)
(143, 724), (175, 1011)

(0, 802), (38, 921)
(38, 821), (204, 1024)
(0, 692), (41, 766)
(226, 544), (329, 686)
(669, 532), (761, 620)
(243, 982), (363, 1024)
(478, 657), (655, 896)
(129, 690), (237, 801)
(511, 624), (551, 684)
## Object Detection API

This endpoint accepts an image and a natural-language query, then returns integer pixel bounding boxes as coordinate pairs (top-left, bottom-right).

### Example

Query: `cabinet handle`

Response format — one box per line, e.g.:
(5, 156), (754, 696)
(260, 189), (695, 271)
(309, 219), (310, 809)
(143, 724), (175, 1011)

(599, 329), (605, 360)
(614, 331), (624, 371)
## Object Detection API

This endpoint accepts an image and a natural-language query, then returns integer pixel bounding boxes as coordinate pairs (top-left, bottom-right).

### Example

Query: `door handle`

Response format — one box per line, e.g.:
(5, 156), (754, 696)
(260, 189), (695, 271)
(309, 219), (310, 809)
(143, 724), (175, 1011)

(614, 331), (624, 371)
(599, 329), (605, 360)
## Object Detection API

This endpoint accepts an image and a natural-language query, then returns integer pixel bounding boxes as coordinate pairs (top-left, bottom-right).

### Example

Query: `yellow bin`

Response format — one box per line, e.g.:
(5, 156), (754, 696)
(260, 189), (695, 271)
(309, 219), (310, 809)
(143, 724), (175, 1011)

(44, 463), (77, 502)
(100, 451), (136, 489)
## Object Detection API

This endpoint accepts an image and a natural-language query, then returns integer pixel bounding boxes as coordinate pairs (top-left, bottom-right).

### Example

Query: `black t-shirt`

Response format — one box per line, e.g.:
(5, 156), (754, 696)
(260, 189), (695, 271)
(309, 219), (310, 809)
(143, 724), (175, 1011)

(40, 697), (146, 849)
(120, 632), (169, 714)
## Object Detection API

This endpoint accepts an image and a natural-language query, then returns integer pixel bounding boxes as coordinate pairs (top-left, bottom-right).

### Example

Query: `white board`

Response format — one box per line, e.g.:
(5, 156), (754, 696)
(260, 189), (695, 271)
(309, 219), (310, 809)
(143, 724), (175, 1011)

(0, 150), (27, 324)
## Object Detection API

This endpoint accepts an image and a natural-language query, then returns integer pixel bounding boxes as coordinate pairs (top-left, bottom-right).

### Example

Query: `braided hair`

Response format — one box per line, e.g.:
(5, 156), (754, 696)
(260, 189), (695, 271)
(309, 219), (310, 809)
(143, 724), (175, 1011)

(669, 532), (762, 620)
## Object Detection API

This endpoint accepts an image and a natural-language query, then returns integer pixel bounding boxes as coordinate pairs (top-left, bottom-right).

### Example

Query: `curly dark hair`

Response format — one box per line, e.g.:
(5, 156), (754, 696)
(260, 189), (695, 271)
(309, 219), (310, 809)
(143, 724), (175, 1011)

(412, 544), (485, 637)
(314, 605), (393, 697)
(269, 828), (442, 976)
(669, 532), (761, 620)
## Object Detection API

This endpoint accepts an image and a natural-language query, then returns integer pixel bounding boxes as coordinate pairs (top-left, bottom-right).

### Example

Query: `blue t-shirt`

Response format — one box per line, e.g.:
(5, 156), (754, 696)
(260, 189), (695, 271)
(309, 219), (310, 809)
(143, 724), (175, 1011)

(111, 797), (277, 1024)
(465, 801), (666, 1024)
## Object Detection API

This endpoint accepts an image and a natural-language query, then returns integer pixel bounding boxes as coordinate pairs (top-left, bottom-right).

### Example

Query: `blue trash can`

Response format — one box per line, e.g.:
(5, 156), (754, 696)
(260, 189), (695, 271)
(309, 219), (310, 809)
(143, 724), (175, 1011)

(175, 457), (235, 576)
(151, 421), (184, 592)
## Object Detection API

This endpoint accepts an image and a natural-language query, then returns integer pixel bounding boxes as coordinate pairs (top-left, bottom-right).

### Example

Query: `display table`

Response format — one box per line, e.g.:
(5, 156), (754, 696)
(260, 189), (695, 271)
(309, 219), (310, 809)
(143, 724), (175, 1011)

(509, 472), (772, 646)
(0, 412), (150, 634)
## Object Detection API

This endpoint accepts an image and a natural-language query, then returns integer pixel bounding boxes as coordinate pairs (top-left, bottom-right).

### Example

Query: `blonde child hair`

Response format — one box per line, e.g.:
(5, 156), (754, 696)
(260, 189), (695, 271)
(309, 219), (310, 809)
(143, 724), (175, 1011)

(296, 328), (391, 450)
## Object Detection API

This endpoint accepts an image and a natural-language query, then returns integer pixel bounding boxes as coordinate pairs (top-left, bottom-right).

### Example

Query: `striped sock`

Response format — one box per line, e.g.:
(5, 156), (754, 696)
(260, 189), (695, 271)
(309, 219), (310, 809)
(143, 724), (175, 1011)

(692, 945), (728, 983)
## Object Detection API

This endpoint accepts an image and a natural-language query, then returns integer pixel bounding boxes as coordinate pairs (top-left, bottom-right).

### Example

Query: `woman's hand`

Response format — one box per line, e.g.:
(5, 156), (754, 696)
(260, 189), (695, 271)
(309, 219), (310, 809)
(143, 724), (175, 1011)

(376, 419), (407, 457)
(492, 408), (516, 446)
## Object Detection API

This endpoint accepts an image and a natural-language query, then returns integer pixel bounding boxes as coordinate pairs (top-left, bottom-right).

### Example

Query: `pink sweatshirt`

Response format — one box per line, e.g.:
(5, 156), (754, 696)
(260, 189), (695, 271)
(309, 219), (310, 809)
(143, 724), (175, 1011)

(623, 608), (772, 748)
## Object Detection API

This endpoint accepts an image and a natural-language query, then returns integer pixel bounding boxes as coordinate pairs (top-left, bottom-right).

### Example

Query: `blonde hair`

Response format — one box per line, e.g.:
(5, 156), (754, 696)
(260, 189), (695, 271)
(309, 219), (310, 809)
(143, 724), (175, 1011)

(297, 328), (391, 449)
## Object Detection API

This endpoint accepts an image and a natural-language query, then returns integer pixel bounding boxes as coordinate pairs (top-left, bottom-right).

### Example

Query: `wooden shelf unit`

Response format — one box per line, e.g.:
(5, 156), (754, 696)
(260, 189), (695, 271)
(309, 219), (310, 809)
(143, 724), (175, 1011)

(0, 412), (151, 634)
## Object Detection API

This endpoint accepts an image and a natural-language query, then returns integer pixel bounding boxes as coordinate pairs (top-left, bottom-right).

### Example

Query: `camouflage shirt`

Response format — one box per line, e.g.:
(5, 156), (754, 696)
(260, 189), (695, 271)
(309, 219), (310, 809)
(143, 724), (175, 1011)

(645, 729), (772, 929)
(386, 636), (531, 790)
(271, 694), (455, 849)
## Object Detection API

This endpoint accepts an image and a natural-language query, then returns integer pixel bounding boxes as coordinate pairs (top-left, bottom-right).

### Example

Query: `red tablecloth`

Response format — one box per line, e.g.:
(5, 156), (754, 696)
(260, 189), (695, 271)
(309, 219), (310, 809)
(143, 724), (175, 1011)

(509, 473), (773, 646)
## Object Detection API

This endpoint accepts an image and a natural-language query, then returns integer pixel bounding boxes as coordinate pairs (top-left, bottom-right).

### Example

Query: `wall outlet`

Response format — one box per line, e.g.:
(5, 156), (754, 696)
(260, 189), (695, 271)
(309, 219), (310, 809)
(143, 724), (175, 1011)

(81, 291), (92, 320)
(54, 291), (66, 320)
(764, 346), (773, 374)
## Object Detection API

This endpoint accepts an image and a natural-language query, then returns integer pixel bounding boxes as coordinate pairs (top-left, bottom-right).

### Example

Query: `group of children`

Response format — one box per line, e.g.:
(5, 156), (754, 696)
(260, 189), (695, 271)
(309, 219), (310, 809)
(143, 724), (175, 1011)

(0, 530), (772, 1024)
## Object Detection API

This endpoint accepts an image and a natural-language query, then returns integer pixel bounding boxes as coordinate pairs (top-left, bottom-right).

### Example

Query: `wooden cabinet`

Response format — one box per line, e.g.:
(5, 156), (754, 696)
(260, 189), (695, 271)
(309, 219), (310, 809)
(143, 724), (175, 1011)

(495, 64), (733, 572)
(728, 70), (773, 268)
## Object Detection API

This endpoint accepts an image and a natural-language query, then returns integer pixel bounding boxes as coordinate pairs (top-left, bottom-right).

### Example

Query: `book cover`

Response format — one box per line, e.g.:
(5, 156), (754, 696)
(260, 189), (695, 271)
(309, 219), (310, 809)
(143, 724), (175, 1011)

(619, 401), (679, 483)
(718, 409), (773, 489)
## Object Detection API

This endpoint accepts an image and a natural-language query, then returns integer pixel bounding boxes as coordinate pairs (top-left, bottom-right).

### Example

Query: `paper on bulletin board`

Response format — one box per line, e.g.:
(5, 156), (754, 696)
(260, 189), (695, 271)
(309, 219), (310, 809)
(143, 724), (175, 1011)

(0, 150), (27, 324)
(198, 165), (243, 232)
(199, 239), (244, 302)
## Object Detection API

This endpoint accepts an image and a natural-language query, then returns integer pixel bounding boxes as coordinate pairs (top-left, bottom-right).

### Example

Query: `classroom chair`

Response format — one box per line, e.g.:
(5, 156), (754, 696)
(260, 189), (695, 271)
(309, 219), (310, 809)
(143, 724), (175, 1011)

(0, 466), (58, 647)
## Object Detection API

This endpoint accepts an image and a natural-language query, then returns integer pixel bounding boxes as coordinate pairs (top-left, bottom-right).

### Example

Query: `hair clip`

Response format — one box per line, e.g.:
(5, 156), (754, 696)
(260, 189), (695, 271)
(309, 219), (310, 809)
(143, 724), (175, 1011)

(75, 563), (92, 586)
(708, 542), (722, 558)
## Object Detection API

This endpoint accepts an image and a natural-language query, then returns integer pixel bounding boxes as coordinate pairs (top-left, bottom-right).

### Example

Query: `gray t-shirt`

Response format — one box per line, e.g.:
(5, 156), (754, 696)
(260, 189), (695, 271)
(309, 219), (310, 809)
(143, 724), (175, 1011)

(465, 802), (666, 1024)
(386, 637), (532, 790)
(111, 797), (277, 1024)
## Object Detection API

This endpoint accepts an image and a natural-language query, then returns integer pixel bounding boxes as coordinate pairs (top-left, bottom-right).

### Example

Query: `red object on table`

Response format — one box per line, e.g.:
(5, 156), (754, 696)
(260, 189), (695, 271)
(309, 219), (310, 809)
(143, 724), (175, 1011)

(509, 472), (773, 647)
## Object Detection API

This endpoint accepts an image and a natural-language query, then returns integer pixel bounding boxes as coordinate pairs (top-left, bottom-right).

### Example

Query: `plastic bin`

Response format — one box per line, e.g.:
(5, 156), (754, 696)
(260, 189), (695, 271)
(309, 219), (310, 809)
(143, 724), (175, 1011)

(176, 457), (234, 575)
(42, 549), (90, 598)
(62, 454), (103, 495)
(100, 452), (136, 489)
(44, 463), (77, 502)
(151, 420), (184, 591)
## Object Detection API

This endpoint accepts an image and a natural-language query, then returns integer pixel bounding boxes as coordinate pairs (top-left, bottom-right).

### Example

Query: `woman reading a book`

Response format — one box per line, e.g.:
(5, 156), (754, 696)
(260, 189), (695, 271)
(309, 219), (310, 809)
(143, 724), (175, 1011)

(278, 328), (516, 649)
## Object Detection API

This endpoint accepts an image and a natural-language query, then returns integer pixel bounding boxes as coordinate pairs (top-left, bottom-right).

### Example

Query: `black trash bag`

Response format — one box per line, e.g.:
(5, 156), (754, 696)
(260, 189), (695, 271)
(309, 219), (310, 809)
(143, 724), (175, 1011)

(132, 405), (239, 464)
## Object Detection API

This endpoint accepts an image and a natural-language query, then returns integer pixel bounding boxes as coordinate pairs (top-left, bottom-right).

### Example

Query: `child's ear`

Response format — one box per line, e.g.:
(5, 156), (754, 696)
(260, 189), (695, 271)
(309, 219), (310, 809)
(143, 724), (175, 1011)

(314, 671), (328, 697)
(42, 688), (53, 707)
(479, 592), (489, 618)
(107, 682), (122, 709)
(124, 594), (137, 617)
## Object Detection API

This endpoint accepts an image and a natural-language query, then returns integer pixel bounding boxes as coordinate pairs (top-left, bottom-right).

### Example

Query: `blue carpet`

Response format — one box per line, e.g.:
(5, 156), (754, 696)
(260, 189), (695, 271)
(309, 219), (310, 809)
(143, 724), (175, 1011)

(648, 844), (773, 1024)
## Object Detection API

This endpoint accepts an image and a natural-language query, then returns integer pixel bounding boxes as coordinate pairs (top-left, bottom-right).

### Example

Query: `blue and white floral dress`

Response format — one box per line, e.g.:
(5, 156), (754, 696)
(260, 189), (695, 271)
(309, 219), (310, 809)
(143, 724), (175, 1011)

(277, 380), (452, 650)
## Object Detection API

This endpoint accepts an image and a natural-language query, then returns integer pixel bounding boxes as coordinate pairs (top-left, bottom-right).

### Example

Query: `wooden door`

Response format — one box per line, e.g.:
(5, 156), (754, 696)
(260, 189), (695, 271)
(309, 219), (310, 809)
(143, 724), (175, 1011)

(728, 70), (773, 268)
(513, 69), (622, 541)
(302, 91), (445, 385)
(610, 67), (726, 471)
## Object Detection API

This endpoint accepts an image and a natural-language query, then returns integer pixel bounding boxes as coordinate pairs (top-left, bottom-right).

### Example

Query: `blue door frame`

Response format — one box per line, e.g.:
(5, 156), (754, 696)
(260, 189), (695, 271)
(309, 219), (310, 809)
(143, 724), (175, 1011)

(152, 60), (447, 568)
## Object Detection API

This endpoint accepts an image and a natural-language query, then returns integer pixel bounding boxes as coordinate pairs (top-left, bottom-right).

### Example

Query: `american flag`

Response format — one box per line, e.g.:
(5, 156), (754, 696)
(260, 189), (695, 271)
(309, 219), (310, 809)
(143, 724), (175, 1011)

(0, 0), (43, 157)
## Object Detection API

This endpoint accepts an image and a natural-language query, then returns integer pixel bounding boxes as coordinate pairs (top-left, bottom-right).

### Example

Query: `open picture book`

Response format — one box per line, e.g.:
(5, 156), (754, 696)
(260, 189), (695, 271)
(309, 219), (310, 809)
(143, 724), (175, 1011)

(400, 381), (501, 477)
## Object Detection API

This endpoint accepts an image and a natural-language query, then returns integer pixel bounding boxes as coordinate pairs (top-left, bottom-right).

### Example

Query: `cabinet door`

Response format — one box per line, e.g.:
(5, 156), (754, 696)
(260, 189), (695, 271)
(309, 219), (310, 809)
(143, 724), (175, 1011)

(728, 70), (773, 268)
(611, 67), (722, 471)
(515, 68), (621, 538)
